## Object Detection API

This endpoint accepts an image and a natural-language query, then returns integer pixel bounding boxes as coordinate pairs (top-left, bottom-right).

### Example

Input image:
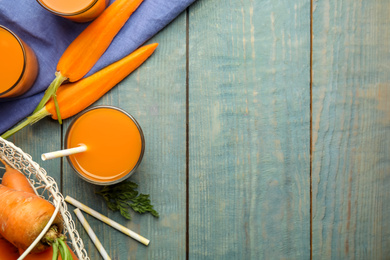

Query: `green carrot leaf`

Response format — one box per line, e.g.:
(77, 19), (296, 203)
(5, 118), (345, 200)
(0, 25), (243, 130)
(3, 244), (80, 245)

(120, 206), (132, 220)
(52, 240), (59, 260)
(58, 238), (73, 260)
(96, 180), (159, 220)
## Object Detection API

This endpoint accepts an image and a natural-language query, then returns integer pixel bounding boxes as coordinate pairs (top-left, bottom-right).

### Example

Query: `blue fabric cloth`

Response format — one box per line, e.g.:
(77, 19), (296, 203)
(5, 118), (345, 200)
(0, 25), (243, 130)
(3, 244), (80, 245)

(0, 0), (195, 134)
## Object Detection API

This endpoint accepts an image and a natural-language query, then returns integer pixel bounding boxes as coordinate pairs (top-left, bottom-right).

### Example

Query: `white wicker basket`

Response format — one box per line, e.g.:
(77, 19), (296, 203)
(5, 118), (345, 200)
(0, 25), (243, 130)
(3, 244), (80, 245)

(0, 137), (89, 260)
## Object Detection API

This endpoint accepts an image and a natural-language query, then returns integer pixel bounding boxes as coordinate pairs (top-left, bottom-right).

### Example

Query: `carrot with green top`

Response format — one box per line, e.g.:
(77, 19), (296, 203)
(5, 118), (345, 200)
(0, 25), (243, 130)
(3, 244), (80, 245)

(0, 185), (70, 258)
(1, 43), (158, 139)
(0, 160), (78, 259)
(34, 0), (145, 123)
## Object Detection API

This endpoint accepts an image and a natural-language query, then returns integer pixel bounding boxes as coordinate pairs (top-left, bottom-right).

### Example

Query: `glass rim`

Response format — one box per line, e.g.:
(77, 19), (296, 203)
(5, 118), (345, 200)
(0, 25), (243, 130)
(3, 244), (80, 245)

(0, 25), (27, 96)
(64, 105), (146, 186)
(36, 0), (100, 17)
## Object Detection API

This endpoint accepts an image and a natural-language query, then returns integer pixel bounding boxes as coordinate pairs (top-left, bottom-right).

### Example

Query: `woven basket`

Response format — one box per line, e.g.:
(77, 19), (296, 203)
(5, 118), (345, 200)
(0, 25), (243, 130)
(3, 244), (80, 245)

(0, 137), (89, 260)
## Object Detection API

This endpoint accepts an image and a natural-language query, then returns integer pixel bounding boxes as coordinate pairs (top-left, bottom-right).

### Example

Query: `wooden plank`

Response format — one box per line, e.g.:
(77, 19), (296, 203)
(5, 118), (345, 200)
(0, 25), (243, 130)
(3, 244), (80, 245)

(62, 12), (187, 260)
(189, 0), (311, 259)
(312, 0), (390, 258)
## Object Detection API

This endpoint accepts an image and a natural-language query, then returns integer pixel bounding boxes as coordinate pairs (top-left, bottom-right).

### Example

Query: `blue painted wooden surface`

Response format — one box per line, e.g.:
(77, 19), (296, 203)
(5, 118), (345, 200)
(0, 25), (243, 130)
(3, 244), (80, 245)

(312, 0), (390, 259)
(188, 0), (310, 259)
(1, 0), (390, 259)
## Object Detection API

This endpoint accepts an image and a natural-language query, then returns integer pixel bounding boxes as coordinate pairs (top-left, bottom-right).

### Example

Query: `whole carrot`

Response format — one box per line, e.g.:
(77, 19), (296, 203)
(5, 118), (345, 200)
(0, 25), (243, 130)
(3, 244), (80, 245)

(0, 185), (75, 260)
(0, 164), (77, 259)
(0, 160), (34, 259)
(0, 159), (35, 194)
(34, 0), (145, 122)
(1, 43), (158, 139)
(0, 159), (31, 260)
(0, 162), (32, 259)
(0, 185), (64, 253)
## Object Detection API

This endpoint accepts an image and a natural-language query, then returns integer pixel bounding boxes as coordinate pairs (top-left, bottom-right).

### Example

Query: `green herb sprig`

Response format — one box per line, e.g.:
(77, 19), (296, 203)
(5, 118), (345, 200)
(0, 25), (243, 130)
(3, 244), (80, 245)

(96, 181), (159, 220)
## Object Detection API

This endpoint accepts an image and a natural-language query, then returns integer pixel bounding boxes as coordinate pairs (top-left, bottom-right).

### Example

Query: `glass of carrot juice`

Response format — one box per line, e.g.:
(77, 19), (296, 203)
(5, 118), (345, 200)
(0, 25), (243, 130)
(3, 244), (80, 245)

(0, 25), (38, 99)
(36, 0), (109, 23)
(65, 106), (145, 185)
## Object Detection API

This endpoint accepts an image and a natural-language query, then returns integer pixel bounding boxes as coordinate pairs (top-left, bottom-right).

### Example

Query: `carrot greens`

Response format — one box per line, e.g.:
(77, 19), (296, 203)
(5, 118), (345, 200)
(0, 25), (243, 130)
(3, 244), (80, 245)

(96, 181), (159, 220)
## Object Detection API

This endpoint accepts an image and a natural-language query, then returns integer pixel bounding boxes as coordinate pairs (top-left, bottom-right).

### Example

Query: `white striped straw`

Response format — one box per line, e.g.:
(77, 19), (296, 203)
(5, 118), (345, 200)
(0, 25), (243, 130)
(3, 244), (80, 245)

(65, 196), (150, 246)
(41, 144), (87, 161)
(74, 208), (111, 260)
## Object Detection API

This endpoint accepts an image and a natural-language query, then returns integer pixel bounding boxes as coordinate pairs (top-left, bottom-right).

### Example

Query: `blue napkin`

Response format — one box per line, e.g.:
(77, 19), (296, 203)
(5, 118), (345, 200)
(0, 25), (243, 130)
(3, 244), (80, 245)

(0, 0), (195, 134)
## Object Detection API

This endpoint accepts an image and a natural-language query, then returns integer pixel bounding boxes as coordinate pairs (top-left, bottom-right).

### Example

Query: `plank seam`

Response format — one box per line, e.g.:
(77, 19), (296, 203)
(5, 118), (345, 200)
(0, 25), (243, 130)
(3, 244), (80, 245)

(310, 0), (313, 258)
(186, 7), (190, 260)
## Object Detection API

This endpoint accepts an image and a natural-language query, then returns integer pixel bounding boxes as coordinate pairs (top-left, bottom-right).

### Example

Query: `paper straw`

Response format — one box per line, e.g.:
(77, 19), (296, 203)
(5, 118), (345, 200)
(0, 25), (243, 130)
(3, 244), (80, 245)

(41, 144), (87, 161)
(65, 196), (150, 246)
(74, 208), (111, 260)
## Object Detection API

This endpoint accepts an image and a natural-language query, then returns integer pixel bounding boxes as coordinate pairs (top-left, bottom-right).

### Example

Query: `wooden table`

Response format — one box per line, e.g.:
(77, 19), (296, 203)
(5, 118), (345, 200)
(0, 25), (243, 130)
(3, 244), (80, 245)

(3, 0), (390, 259)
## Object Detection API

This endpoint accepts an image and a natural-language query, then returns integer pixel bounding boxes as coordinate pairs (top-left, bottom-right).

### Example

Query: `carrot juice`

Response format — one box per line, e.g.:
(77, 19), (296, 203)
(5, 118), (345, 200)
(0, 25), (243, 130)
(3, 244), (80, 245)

(37, 0), (109, 23)
(65, 106), (145, 185)
(0, 26), (38, 98)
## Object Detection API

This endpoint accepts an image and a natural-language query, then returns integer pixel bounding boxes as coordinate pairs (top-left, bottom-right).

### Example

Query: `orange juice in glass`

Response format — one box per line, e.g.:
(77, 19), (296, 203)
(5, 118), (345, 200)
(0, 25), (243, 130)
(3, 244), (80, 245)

(0, 25), (38, 98)
(65, 106), (145, 185)
(36, 0), (109, 23)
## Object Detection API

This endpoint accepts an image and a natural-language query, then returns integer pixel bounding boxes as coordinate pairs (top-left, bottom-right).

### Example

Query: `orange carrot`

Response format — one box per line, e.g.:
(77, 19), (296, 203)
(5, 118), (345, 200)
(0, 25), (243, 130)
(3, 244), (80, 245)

(0, 237), (19, 260)
(34, 0), (145, 122)
(0, 163), (77, 259)
(1, 43), (158, 139)
(1, 160), (35, 194)
(0, 161), (35, 259)
(0, 185), (67, 255)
